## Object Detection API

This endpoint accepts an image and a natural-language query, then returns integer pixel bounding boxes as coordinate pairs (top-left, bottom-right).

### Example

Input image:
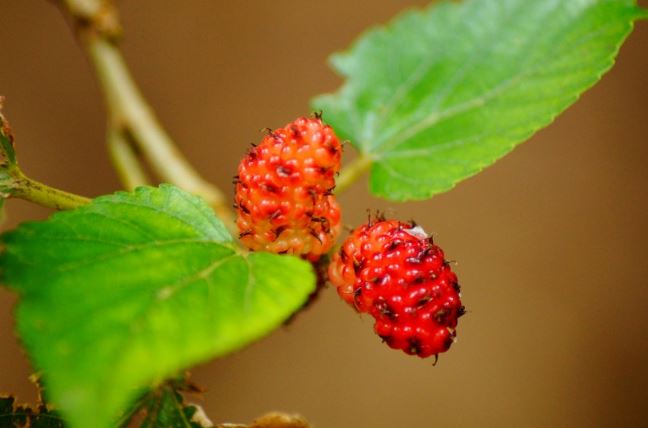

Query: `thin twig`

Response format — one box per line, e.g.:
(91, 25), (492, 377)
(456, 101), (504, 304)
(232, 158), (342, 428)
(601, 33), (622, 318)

(54, 0), (235, 230)
(107, 127), (150, 190)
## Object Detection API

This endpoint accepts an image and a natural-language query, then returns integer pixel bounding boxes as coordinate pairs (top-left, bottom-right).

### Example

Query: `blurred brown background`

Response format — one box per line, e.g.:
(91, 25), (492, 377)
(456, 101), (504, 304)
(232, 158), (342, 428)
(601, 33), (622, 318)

(1, 1), (647, 427)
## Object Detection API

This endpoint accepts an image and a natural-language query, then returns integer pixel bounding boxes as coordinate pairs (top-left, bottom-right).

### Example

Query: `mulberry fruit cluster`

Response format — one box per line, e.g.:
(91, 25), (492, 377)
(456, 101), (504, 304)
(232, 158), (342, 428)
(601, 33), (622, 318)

(235, 116), (464, 359)
(328, 219), (464, 359)
(235, 116), (342, 261)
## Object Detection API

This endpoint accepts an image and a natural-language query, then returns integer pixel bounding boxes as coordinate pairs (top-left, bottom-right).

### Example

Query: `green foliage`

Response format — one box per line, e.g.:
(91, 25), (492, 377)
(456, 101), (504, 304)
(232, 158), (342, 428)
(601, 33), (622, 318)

(0, 395), (66, 428)
(1, 185), (315, 428)
(314, 0), (646, 200)
(119, 383), (211, 428)
(2, 1), (647, 426)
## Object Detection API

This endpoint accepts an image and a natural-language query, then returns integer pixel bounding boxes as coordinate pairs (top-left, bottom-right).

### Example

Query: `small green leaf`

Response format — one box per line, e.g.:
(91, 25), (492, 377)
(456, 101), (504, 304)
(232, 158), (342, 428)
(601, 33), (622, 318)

(1, 185), (315, 428)
(119, 383), (212, 428)
(313, 0), (645, 200)
(0, 395), (66, 428)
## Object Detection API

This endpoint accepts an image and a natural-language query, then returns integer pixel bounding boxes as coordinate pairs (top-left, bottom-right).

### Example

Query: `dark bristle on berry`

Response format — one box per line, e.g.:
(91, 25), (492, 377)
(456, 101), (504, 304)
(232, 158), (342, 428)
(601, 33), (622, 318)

(328, 219), (464, 359)
(235, 116), (342, 261)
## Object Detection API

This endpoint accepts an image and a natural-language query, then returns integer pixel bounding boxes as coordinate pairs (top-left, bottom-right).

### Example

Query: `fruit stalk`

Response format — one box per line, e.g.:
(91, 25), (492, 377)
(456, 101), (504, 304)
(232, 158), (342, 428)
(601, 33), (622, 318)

(335, 154), (372, 195)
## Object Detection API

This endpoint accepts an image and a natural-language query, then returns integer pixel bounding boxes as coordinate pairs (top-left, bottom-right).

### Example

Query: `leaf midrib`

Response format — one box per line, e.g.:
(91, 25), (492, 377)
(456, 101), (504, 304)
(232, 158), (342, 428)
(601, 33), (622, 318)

(365, 0), (538, 153)
(363, 1), (621, 159)
(28, 238), (233, 275)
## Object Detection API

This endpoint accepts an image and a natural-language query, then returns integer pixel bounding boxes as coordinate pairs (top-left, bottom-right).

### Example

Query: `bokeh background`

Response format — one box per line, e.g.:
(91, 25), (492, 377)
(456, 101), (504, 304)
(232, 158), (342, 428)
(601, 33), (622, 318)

(1, 1), (647, 427)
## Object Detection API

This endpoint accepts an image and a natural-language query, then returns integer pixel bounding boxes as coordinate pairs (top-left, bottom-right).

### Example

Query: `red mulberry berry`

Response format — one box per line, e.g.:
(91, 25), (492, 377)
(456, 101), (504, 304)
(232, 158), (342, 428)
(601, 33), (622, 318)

(235, 116), (342, 261)
(328, 219), (464, 359)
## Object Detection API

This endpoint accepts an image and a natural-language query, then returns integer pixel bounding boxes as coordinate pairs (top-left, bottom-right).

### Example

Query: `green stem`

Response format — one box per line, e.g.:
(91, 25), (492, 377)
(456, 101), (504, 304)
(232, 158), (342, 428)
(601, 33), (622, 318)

(62, 0), (104, 21)
(85, 37), (229, 211)
(55, 0), (235, 230)
(335, 154), (372, 195)
(107, 127), (150, 190)
(11, 169), (91, 210)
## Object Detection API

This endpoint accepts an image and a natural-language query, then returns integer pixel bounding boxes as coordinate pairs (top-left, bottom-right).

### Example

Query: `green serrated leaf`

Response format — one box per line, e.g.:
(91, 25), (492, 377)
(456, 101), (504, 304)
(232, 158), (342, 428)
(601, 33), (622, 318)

(119, 384), (211, 428)
(1, 185), (315, 428)
(0, 395), (66, 428)
(313, 0), (645, 200)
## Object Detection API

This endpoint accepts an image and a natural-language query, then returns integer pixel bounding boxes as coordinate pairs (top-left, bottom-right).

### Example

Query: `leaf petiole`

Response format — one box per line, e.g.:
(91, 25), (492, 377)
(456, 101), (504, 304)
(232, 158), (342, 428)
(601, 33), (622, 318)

(9, 169), (91, 211)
